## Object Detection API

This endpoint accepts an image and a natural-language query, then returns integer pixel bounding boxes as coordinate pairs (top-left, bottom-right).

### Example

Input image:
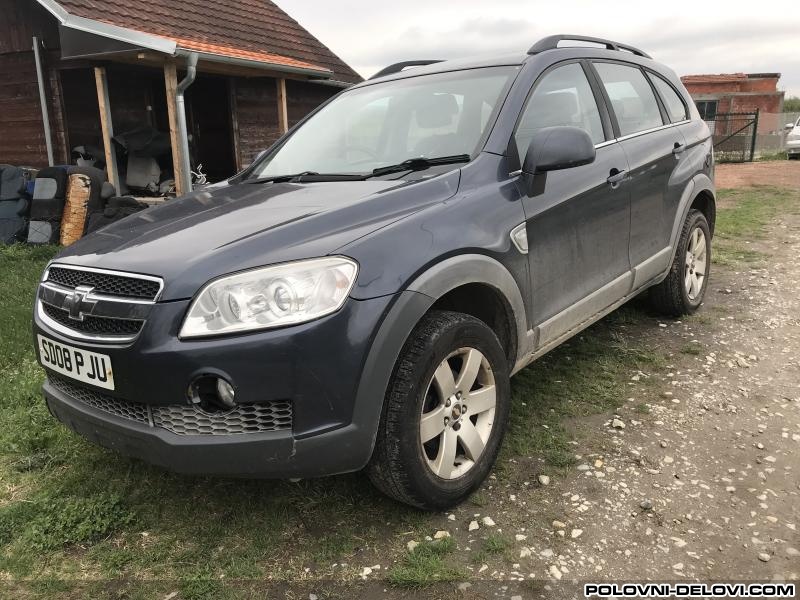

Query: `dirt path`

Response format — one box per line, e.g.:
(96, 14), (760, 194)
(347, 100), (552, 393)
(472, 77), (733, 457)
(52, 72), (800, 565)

(716, 161), (800, 189)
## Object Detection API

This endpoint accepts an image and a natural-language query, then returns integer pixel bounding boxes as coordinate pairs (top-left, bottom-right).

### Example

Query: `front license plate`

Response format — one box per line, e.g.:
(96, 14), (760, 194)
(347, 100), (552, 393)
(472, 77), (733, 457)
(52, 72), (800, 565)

(37, 335), (115, 390)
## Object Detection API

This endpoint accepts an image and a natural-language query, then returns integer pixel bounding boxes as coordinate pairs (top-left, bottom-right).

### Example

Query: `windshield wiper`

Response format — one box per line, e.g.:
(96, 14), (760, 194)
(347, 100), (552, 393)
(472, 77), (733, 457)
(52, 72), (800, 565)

(245, 154), (471, 184)
(245, 171), (365, 184)
(369, 154), (471, 178)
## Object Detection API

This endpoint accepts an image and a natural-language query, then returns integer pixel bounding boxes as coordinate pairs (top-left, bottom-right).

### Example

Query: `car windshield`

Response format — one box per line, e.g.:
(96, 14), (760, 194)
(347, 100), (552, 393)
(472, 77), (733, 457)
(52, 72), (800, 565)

(251, 66), (519, 178)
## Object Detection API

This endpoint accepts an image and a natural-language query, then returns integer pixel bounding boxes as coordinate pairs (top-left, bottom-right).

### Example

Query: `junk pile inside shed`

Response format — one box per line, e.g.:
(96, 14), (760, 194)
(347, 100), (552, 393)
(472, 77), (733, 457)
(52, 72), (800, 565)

(0, 0), (361, 208)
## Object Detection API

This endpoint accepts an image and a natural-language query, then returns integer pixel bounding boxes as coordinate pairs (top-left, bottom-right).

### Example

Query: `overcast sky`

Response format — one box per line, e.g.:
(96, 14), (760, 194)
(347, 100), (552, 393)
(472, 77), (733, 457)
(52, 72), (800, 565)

(278, 0), (800, 99)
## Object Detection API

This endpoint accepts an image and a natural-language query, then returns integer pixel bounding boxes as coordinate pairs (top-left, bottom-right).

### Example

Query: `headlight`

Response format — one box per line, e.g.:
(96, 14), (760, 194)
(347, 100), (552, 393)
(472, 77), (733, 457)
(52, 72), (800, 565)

(180, 257), (358, 338)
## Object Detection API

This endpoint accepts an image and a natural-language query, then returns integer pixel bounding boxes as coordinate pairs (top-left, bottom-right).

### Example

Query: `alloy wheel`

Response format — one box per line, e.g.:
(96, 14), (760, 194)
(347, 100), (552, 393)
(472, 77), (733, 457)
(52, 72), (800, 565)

(419, 347), (497, 479)
(684, 226), (708, 301)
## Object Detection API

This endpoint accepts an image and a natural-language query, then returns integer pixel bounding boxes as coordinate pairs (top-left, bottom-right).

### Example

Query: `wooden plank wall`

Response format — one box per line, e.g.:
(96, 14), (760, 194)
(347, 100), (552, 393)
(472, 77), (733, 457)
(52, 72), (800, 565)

(232, 76), (338, 168)
(0, 0), (66, 166)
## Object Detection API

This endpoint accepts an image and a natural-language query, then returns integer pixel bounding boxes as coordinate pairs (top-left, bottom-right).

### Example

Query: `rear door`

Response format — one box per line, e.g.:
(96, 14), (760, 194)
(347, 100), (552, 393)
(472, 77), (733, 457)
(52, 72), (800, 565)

(512, 61), (631, 347)
(592, 61), (689, 284)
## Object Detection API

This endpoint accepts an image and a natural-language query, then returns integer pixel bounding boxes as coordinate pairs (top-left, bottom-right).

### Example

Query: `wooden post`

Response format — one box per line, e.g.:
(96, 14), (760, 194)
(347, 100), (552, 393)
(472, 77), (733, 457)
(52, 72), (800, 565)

(93, 67), (121, 192)
(163, 61), (186, 196)
(276, 78), (288, 134)
(229, 78), (242, 171)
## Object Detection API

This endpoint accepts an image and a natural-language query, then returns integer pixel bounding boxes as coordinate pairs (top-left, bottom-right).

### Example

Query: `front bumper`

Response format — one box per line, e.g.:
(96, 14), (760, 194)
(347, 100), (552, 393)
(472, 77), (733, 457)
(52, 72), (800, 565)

(35, 293), (397, 477)
(44, 378), (371, 477)
(787, 139), (800, 155)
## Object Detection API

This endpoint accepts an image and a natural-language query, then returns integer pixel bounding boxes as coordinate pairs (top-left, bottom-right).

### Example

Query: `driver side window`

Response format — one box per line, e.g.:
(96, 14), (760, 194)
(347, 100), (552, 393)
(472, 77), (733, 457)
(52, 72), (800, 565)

(514, 63), (605, 161)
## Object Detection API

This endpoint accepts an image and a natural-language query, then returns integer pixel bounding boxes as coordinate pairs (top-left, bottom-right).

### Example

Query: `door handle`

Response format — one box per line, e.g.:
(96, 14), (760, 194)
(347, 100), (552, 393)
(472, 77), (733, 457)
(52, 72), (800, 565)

(607, 168), (626, 188)
(672, 142), (686, 155)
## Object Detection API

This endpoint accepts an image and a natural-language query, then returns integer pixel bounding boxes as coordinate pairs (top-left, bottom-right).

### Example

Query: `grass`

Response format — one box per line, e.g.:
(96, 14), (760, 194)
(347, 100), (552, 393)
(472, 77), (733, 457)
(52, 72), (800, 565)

(387, 538), (464, 588)
(713, 187), (800, 265)
(755, 151), (788, 162)
(502, 317), (666, 469)
(0, 184), (794, 592)
(680, 343), (703, 356)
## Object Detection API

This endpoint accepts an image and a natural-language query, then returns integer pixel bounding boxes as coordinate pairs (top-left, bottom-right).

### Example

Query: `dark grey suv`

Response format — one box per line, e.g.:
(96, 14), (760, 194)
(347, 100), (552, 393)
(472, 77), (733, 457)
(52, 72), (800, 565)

(34, 35), (715, 509)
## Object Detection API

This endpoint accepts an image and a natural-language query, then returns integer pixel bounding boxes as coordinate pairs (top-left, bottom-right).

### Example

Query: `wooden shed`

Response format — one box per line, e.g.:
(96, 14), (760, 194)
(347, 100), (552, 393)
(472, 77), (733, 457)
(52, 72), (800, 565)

(0, 0), (362, 194)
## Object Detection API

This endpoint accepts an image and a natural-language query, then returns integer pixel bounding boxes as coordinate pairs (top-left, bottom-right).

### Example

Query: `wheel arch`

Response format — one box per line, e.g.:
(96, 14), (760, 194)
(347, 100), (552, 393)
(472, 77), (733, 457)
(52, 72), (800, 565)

(690, 188), (717, 236)
(665, 174), (716, 270)
(349, 253), (528, 469)
(405, 253), (528, 367)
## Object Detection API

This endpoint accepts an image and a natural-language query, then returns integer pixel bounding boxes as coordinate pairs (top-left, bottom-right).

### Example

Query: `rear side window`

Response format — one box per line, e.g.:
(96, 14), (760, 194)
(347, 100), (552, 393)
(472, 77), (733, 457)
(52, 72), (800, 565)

(648, 73), (688, 123)
(594, 62), (664, 136)
(514, 63), (605, 160)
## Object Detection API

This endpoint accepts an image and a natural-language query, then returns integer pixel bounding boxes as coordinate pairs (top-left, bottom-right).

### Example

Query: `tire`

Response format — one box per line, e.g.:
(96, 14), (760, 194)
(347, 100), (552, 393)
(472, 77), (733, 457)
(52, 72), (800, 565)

(367, 310), (511, 510)
(650, 209), (711, 316)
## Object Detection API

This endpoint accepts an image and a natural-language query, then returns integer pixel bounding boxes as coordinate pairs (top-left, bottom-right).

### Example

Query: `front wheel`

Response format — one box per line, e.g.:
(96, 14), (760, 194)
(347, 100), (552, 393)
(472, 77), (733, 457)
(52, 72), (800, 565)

(367, 310), (510, 510)
(650, 209), (711, 316)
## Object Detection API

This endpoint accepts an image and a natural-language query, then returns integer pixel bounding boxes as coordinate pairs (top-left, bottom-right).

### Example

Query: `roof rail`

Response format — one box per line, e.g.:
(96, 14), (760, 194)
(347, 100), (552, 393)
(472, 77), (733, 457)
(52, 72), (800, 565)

(528, 34), (651, 59)
(370, 60), (444, 80)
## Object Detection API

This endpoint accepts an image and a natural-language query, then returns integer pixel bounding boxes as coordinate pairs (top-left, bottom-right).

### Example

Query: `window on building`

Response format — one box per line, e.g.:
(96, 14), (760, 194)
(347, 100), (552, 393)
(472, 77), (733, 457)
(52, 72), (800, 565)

(696, 100), (718, 121)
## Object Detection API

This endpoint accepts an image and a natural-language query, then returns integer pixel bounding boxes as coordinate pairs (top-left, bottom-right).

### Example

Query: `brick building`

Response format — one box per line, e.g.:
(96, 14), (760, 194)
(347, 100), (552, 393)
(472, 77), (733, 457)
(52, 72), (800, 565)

(680, 73), (785, 133)
(0, 0), (361, 193)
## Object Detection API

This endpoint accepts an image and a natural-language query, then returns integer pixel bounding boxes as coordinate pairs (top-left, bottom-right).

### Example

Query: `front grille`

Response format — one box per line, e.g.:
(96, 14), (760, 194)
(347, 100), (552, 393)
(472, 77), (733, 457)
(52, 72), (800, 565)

(47, 374), (293, 436)
(47, 267), (161, 300)
(152, 402), (293, 435)
(48, 374), (150, 424)
(43, 303), (143, 336)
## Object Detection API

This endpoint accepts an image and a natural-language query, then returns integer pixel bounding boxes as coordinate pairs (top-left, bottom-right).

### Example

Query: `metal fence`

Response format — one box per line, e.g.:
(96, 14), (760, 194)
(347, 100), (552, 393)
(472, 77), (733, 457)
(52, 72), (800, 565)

(705, 111), (759, 163)
(752, 112), (800, 157)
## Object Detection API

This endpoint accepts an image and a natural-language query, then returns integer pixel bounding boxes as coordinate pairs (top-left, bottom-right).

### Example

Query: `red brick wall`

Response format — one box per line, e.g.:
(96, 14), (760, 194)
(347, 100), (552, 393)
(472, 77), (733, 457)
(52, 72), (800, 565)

(683, 76), (780, 96)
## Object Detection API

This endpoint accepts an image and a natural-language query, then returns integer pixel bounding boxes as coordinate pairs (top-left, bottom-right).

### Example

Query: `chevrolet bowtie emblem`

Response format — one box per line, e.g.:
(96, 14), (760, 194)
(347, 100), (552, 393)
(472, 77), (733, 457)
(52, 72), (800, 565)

(63, 285), (96, 321)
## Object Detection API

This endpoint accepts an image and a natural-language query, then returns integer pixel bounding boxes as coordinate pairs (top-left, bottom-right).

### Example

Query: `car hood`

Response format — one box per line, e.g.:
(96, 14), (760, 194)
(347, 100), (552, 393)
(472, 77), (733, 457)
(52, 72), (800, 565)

(55, 172), (460, 300)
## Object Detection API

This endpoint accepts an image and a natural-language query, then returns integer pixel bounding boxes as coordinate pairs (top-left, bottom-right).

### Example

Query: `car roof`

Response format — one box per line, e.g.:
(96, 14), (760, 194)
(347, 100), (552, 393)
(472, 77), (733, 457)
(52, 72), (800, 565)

(351, 54), (529, 89)
(354, 36), (676, 90)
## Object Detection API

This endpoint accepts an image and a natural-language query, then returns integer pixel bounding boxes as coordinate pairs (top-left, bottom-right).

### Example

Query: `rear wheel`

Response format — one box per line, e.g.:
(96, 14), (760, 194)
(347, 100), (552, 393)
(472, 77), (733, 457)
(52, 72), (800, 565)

(650, 209), (711, 316)
(367, 310), (510, 510)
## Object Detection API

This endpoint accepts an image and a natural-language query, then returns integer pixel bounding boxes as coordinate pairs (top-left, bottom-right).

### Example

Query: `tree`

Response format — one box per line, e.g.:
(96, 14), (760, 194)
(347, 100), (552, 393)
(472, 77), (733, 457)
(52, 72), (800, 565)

(785, 96), (800, 112)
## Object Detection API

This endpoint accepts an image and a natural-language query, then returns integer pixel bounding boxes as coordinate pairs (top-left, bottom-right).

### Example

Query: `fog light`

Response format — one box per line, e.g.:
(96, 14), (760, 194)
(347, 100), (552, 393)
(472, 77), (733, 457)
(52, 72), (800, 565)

(216, 378), (236, 407)
(188, 374), (237, 412)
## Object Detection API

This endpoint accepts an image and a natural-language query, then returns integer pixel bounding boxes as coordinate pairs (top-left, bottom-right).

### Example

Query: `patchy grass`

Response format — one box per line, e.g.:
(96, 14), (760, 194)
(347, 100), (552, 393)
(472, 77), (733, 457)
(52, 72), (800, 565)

(713, 187), (800, 265)
(680, 343), (703, 356)
(503, 315), (666, 469)
(387, 538), (464, 588)
(755, 151), (788, 162)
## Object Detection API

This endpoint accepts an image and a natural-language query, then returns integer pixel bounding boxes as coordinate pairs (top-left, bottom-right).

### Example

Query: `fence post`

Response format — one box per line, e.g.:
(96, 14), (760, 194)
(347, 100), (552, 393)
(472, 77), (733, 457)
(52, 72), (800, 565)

(749, 109), (759, 162)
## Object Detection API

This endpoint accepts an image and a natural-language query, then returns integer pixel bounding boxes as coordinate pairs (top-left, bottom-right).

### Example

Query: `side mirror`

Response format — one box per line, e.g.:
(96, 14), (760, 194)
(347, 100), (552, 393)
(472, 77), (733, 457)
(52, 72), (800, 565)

(786, 123), (796, 130)
(523, 126), (596, 175)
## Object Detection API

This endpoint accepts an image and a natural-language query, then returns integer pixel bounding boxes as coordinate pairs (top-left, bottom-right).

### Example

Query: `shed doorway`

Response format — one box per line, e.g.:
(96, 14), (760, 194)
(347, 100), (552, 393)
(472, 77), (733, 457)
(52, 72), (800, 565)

(185, 75), (237, 182)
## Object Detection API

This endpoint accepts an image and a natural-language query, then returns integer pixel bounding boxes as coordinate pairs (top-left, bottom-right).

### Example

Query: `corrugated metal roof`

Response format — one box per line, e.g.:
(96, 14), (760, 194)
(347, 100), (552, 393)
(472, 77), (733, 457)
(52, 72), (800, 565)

(53, 0), (362, 82)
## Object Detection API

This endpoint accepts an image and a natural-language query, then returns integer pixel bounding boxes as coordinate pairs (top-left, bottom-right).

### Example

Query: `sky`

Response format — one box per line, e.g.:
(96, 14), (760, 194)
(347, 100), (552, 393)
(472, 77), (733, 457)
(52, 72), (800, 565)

(277, 0), (800, 99)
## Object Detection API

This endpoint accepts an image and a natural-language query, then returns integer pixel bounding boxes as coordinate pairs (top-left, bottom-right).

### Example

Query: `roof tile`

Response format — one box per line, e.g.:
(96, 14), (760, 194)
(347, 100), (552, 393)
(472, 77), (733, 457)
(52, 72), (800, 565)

(57, 0), (362, 82)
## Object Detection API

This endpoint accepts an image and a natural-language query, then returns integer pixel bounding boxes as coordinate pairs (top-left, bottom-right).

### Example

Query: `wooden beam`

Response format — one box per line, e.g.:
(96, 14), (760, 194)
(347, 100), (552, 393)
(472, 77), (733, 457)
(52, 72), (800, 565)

(163, 61), (186, 196)
(93, 67), (121, 192)
(276, 77), (288, 134)
(229, 78), (242, 171)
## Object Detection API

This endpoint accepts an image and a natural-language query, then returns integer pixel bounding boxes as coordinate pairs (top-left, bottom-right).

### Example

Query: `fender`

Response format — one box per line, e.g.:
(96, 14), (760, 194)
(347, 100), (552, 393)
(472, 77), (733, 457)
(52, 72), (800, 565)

(405, 253), (529, 364)
(659, 173), (715, 283)
(350, 254), (530, 467)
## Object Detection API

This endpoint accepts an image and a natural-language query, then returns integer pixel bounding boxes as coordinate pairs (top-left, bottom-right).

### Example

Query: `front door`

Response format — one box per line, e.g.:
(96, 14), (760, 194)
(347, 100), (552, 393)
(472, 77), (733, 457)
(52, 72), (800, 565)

(512, 62), (632, 347)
